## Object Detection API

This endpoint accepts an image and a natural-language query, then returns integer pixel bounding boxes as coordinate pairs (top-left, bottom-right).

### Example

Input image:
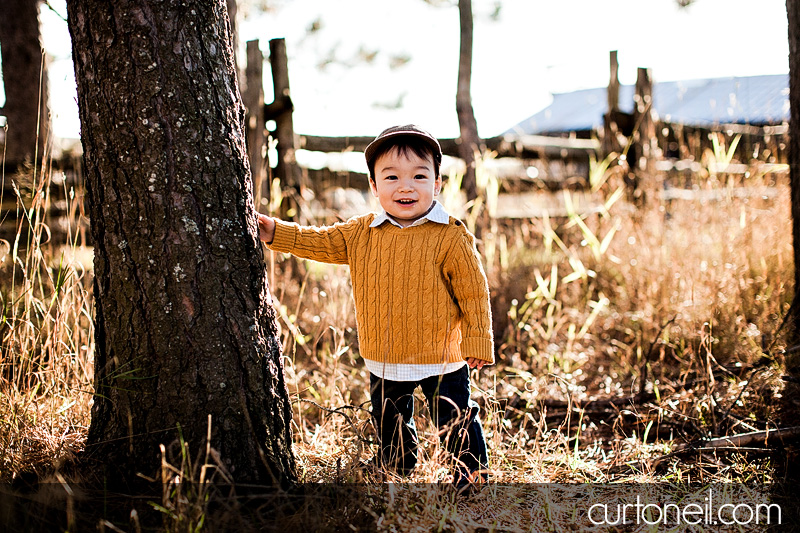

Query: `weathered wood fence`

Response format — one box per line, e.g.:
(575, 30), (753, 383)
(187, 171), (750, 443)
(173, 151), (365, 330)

(244, 41), (788, 206)
(2, 41), (787, 242)
(0, 158), (86, 244)
(242, 38), (600, 204)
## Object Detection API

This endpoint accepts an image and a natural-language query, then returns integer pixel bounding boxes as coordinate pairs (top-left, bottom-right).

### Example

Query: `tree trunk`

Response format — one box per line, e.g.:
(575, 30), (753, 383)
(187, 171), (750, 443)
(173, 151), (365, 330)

(66, 0), (296, 487)
(227, 0), (239, 71)
(786, 0), (800, 404)
(456, 0), (481, 202)
(0, 0), (50, 167)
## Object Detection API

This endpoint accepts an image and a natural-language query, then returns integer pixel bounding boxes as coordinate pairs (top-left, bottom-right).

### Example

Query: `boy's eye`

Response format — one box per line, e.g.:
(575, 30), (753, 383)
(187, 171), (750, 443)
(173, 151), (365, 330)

(385, 175), (398, 180)
(415, 174), (428, 180)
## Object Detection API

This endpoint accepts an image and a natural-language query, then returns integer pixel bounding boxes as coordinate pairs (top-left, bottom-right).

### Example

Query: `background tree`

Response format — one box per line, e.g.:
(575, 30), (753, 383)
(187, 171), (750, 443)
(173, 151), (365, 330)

(0, 0), (50, 167)
(456, 0), (481, 201)
(66, 0), (296, 486)
(427, 0), (498, 201)
(787, 0), (800, 401)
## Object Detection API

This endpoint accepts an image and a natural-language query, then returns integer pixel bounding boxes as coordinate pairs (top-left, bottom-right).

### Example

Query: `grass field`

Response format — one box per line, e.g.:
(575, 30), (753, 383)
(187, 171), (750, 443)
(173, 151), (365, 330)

(0, 150), (795, 530)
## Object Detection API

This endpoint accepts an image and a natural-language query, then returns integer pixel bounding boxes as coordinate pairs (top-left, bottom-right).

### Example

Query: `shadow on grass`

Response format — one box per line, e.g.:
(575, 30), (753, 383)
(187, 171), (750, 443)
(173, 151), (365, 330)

(0, 482), (382, 532)
(1, 482), (798, 532)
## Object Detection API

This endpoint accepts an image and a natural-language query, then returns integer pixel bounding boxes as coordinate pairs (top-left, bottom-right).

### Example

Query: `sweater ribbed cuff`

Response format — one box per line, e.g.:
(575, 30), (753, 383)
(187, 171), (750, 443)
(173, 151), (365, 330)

(462, 337), (494, 364)
(269, 220), (297, 253)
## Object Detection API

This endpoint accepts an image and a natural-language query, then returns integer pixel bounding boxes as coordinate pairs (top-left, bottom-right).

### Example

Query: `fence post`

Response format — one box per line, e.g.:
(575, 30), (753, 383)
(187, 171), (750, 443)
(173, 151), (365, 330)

(243, 40), (268, 206)
(603, 50), (622, 158)
(632, 67), (658, 205)
(268, 38), (305, 211)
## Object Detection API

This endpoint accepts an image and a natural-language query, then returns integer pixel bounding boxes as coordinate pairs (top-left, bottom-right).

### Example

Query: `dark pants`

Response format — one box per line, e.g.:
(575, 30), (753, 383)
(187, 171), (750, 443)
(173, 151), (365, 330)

(369, 365), (488, 484)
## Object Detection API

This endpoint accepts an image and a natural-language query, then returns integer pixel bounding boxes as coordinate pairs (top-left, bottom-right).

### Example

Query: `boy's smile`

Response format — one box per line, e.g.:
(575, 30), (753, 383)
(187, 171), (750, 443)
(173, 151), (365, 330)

(370, 147), (442, 227)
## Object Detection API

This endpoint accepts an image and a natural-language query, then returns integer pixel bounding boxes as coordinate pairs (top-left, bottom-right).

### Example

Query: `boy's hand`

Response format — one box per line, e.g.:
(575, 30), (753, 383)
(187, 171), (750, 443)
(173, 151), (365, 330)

(466, 357), (487, 370)
(257, 213), (276, 243)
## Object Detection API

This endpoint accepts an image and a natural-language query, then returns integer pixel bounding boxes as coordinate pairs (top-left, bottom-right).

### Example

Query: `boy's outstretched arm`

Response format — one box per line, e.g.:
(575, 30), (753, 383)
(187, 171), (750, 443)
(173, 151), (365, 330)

(255, 212), (352, 265)
(257, 213), (276, 243)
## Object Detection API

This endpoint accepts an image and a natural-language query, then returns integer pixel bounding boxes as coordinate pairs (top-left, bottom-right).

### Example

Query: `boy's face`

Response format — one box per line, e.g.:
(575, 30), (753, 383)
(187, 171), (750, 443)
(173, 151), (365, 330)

(370, 147), (442, 227)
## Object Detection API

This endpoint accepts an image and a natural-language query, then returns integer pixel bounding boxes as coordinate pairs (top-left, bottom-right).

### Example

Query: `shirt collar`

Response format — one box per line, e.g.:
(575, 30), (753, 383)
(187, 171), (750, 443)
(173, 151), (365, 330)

(370, 200), (450, 228)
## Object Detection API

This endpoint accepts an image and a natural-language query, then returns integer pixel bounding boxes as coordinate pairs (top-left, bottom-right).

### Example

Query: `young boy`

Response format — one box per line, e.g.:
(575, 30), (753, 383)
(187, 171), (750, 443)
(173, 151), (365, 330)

(257, 125), (494, 486)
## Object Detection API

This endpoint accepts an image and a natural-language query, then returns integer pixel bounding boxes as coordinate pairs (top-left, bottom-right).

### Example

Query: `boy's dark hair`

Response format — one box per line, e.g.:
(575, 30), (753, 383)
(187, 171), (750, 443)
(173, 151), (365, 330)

(365, 125), (442, 182)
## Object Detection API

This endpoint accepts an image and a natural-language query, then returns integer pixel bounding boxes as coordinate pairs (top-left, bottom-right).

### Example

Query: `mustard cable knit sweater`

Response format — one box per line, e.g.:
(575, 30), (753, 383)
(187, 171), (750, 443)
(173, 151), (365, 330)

(268, 214), (494, 365)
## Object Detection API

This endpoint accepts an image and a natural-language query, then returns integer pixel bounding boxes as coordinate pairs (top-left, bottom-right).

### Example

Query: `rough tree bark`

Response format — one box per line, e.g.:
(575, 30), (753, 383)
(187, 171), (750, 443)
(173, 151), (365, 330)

(66, 0), (296, 486)
(456, 0), (481, 202)
(0, 0), (50, 166)
(787, 0), (800, 398)
(226, 0), (239, 70)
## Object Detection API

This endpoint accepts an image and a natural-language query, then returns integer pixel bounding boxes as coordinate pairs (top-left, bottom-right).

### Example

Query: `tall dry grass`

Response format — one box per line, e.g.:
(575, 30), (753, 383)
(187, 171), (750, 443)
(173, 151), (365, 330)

(274, 152), (793, 488)
(0, 143), (794, 529)
(0, 155), (93, 481)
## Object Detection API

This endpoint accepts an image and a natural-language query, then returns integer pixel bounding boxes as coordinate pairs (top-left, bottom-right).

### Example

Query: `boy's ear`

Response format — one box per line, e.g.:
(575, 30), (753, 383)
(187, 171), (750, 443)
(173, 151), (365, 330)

(434, 174), (442, 195)
(369, 177), (379, 196)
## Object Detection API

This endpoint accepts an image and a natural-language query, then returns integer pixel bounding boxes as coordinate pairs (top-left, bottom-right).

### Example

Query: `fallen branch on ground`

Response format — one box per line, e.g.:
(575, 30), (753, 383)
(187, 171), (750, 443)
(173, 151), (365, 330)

(676, 426), (800, 450)
(505, 391), (655, 413)
(650, 426), (800, 470)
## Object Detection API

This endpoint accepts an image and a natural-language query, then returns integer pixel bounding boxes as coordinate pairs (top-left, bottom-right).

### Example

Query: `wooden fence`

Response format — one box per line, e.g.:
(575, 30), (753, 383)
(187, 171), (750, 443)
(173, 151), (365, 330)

(1, 40), (788, 243)
(242, 38), (600, 203)
(0, 160), (87, 245)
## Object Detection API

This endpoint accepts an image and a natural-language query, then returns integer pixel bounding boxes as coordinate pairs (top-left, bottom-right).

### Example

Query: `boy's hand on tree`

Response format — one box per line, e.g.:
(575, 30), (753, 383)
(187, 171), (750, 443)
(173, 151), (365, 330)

(466, 357), (487, 370)
(257, 213), (276, 243)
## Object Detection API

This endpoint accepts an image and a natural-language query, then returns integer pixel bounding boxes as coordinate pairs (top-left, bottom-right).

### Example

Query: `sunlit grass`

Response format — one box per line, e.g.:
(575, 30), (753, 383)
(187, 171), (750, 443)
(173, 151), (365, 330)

(0, 158), (93, 481)
(0, 145), (793, 528)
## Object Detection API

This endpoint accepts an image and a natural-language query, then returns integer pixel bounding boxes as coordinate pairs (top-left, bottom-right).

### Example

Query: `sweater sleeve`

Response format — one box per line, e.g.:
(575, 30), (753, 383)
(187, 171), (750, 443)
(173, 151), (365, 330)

(442, 225), (495, 363)
(267, 218), (354, 265)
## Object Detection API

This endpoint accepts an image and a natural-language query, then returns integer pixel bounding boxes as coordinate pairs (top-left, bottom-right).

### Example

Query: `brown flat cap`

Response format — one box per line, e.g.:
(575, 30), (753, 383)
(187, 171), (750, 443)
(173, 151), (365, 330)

(364, 124), (443, 167)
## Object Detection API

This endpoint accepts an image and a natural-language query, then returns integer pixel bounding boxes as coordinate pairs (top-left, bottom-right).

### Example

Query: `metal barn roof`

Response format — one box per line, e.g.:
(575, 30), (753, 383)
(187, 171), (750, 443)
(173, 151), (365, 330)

(506, 74), (789, 135)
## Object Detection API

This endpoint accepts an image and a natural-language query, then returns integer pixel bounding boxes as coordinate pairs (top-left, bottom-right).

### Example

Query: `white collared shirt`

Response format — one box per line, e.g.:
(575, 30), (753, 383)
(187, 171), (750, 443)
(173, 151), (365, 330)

(363, 200), (468, 381)
(368, 198), (451, 228)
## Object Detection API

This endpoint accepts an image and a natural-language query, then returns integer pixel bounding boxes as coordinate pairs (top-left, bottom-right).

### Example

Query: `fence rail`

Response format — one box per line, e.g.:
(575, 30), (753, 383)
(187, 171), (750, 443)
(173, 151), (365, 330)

(298, 133), (599, 160)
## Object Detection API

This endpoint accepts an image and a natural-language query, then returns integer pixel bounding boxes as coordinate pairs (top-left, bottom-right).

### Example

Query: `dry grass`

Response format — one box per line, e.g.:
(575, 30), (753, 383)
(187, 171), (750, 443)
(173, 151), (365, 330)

(0, 159), (93, 482)
(0, 150), (794, 529)
(282, 160), (793, 490)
